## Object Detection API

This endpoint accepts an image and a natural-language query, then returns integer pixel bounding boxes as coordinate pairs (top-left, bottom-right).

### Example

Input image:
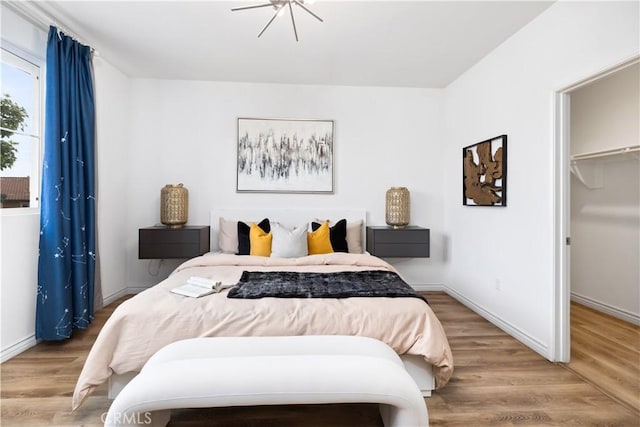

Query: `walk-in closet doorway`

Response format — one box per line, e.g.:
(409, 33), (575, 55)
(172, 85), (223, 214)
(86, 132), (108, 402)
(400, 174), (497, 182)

(554, 57), (639, 413)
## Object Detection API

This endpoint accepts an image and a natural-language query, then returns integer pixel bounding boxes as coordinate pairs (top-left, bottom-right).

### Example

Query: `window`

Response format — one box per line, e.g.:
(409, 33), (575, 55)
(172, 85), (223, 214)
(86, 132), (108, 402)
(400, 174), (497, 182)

(1, 47), (41, 209)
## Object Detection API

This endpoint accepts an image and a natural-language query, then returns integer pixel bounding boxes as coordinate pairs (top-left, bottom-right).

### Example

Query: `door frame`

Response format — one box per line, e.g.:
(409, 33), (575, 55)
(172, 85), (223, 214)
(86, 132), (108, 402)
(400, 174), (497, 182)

(552, 55), (639, 363)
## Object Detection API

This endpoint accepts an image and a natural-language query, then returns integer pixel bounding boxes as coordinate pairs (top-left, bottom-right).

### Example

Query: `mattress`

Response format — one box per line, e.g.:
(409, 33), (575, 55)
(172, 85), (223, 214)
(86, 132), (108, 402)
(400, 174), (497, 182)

(72, 252), (453, 410)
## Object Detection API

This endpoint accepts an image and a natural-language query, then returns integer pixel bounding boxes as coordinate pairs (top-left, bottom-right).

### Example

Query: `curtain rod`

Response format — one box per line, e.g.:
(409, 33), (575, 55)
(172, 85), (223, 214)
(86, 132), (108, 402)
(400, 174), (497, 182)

(4, 1), (99, 55)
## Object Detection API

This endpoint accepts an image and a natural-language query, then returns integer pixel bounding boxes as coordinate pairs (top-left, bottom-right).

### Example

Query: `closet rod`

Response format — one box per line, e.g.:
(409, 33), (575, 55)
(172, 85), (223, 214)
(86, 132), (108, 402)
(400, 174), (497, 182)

(571, 145), (640, 161)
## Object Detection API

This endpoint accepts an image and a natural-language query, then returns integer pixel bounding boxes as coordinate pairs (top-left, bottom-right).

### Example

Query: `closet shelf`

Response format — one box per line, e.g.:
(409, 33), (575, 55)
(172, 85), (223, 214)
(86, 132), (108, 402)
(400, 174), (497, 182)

(570, 145), (639, 189)
(571, 145), (640, 161)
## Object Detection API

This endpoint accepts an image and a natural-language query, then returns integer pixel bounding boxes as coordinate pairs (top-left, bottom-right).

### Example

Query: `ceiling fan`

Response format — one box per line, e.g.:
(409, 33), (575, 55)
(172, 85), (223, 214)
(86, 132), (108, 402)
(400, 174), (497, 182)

(231, 0), (323, 42)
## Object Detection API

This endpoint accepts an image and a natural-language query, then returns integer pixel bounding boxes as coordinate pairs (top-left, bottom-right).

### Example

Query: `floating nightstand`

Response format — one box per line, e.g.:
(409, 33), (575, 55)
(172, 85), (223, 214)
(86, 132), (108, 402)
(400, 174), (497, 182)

(139, 225), (210, 259)
(366, 226), (430, 258)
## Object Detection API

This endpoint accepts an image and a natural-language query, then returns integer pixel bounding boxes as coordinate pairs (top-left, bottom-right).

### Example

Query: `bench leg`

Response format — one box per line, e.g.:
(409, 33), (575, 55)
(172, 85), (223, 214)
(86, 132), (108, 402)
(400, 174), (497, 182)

(379, 403), (429, 427)
(149, 410), (170, 427)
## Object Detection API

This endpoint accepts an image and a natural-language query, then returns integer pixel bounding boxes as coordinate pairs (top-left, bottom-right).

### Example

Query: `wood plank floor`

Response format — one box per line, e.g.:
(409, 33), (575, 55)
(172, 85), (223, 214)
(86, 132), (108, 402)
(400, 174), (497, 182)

(1, 292), (638, 426)
(563, 301), (640, 415)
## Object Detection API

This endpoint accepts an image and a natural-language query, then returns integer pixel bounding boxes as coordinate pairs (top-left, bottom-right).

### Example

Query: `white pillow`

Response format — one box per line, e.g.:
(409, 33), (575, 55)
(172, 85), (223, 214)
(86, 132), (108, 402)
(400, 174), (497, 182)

(346, 219), (364, 254)
(218, 217), (238, 253)
(271, 223), (308, 258)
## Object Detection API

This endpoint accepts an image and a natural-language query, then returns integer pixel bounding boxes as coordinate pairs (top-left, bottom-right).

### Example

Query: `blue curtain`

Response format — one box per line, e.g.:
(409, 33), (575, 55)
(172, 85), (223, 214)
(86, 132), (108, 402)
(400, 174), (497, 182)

(36, 26), (96, 340)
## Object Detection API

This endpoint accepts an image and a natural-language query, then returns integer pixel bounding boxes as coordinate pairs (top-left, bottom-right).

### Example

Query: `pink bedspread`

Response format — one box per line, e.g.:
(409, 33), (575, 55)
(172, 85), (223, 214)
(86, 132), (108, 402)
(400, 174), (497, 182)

(72, 252), (453, 410)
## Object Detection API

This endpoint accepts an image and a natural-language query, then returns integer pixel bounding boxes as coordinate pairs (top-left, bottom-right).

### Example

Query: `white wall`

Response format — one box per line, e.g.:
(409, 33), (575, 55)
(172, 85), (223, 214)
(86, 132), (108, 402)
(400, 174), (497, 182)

(124, 79), (447, 289)
(0, 211), (41, 360)
(443, 1), (639, 358)
(570, 64), (640, 323)
(0, 5), (131, 359)
(93, 56), (132, 305)
(570, 64), (639, 156)
(570, 162), (639, 322)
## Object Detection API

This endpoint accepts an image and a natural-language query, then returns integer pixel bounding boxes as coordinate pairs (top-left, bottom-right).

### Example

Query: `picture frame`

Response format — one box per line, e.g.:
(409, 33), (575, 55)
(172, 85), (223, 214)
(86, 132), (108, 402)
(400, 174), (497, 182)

(462, 135), (507, 206)
(236, 118), (335, 193)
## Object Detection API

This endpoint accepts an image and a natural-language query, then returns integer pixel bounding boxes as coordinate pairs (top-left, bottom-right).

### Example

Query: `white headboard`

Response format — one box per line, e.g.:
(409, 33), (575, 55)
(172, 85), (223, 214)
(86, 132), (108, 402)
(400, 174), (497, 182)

(209, 208), (367, 252)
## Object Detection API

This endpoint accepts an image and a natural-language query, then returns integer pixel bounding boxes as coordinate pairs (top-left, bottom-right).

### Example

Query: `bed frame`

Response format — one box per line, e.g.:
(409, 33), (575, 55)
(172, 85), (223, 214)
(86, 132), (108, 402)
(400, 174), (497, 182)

(108, 208), (435, 399)
(211, 208), (434, 396)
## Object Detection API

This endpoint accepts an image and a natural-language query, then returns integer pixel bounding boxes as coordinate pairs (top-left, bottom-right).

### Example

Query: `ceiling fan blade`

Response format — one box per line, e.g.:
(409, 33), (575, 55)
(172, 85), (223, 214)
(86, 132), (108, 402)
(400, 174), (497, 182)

(292, 0), (323, 22)
(257, 5), (283, 38)
(288, 1), (299, 42)
(231, 3), (273, 12)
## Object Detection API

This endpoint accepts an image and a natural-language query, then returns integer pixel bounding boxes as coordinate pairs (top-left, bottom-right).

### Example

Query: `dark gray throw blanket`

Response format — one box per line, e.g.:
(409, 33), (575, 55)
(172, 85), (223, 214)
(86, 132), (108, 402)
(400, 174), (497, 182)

(227, 270), (427, 303)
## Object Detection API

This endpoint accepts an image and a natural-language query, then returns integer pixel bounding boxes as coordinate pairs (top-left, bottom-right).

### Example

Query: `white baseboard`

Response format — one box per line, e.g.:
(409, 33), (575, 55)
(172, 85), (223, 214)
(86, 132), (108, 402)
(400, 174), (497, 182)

(445, 286), (550, 359)
(2, 288), (137, 363)
(407, 283), (552, 360)
(1, 335), (38, 363)
(102, 288), (130, 306)
(126, 286), (149, 295)
(571, 292), (640, 326)
(2, 288), (142, 362)
(411, 284), (446, 292)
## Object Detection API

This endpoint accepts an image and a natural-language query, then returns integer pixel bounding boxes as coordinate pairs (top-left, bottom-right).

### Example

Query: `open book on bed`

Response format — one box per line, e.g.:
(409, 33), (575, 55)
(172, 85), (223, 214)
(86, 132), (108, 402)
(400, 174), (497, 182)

(171, 276), (231, 298)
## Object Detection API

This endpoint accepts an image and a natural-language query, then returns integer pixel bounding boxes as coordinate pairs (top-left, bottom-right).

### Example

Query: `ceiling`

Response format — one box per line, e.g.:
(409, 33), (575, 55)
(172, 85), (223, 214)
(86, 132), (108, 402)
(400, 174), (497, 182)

(36, 1), (554, 88)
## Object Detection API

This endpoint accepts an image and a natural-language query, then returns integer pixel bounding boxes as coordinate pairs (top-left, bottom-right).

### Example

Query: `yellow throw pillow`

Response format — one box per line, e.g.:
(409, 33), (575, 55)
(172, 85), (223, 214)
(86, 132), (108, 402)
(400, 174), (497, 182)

(249, 222), (272, 257)
(307, 221), (334, 255)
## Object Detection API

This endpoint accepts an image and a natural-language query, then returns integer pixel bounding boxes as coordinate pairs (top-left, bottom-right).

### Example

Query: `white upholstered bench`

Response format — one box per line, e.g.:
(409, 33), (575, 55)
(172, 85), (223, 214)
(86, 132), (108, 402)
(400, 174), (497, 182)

(104, 335), (428, 427)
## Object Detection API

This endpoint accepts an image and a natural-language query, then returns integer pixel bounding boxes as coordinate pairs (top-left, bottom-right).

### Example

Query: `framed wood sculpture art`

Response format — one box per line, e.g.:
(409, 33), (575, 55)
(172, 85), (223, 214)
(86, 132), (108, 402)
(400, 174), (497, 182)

(463, 135), (507, 206)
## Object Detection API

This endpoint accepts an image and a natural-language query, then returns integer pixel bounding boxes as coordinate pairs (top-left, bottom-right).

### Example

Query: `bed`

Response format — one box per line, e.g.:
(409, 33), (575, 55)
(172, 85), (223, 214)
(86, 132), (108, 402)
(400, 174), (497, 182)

(72, 209), (453, 411)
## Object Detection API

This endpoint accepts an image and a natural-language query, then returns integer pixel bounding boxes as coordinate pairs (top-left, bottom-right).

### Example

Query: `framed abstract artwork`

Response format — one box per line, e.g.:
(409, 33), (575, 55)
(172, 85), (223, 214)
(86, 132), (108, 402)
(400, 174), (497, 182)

(236, 118), (334, 193)
(463, 135), (507, 206)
